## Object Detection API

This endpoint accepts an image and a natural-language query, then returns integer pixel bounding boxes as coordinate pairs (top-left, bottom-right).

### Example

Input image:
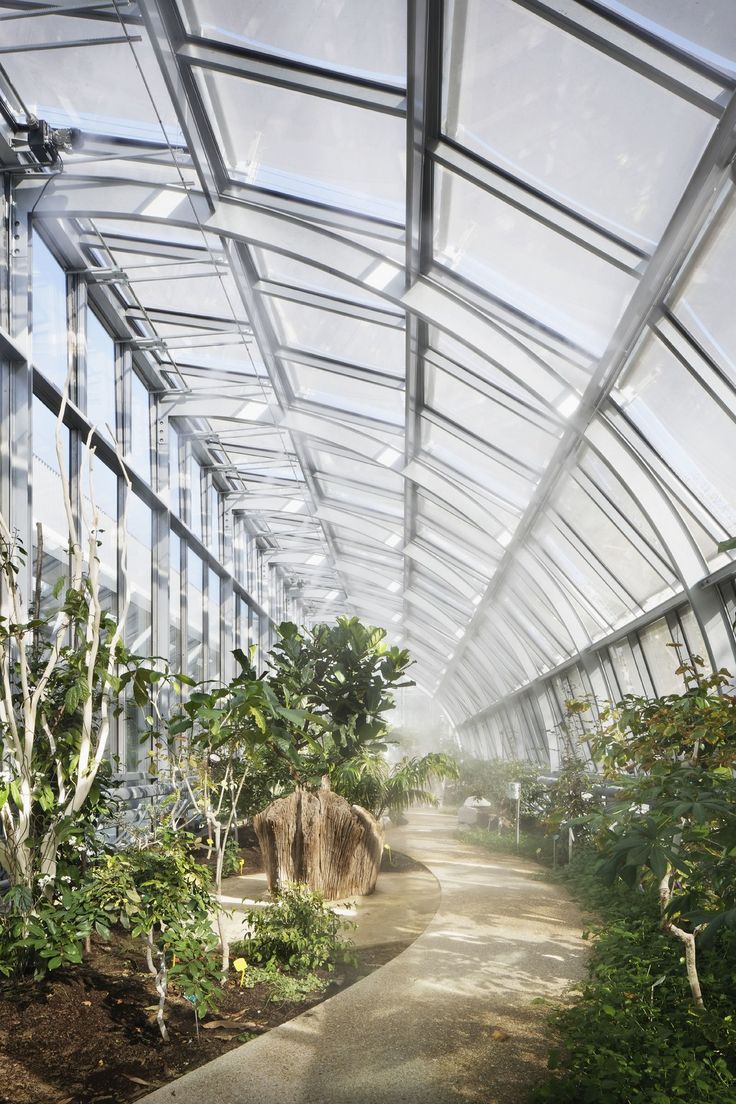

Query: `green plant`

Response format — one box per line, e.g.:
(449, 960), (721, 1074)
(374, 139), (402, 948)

(221, 834), (241, 877)
(583, 656), (736, 1008)
(0, 882), (95, 978)
(238, 962), (328, 1004)
(234, 882), (355, 975)
(453, 756), (548, 822)
(533, 853), (736, 1104)
(543, 755), (603, 842)
(0, 419), (175, 897)
(331, 750), (458, 819)
(87, 833), (221, 1039)
(162, 646), (293, 973)
(265, 618), (414, 782)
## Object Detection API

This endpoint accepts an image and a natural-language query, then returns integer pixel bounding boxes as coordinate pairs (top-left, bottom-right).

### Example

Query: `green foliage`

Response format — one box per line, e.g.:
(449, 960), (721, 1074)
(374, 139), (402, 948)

(234, 882), (355, 975)
(87, 831), (213, 938)
(533, 854), (736, 1104)
(453, 756), (548, 819)
(0, 883), (94, 978)
(0, 525), (169, 893)
(543, 756), (604, 840)
(331, 750), (458, 819)
(588, 648), (736, 773)
(266, 617), (414, 782)
(87, 833), (222, 1017)
(222, 835), (241, 877)
(238, 962), (328, 1004)
(534, 656), (736, 1102)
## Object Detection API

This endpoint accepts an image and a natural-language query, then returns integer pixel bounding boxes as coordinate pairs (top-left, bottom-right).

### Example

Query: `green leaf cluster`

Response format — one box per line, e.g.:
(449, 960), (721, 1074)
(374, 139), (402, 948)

(233, 882), (355, 975)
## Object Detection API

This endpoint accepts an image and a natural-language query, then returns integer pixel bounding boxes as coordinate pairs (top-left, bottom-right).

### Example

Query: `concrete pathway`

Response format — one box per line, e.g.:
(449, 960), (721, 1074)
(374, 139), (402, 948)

(142, 810), (588, 1104)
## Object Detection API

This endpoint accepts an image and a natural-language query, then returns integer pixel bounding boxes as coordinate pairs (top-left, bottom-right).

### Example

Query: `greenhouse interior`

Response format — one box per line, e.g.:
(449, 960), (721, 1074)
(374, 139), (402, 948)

(1, 1), (736, 1102)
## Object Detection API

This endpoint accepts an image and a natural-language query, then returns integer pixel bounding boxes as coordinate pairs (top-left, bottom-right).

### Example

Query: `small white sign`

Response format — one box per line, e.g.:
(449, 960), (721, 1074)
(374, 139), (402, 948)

(506, 782), (521, 801)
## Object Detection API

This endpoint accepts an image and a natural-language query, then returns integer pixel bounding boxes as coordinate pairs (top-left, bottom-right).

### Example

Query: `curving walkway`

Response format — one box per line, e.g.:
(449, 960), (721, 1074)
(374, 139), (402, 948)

(142, 810), (587, 1104)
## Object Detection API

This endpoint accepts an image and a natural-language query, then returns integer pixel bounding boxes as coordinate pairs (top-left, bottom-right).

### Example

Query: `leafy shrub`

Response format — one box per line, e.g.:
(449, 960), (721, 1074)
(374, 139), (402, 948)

(88, 832), (223, 1022)
(532, 854), (736, 1104)
(221, 835), (241, 877)
(0, 883), (94, 979)
(451, 756), (549, 820)
(234, 882), (355, 974)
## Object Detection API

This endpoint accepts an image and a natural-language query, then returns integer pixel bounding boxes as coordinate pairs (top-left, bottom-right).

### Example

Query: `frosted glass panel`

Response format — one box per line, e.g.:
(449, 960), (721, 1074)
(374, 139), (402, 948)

(86, 310), (116, 443)
(424, 363), (560, 467)
(285, 362), (404, 424)
(618, 335), (736, 533)
(442, 0), (714, 250)
(182, 0), (407, 83)
(195, 70), (406, 220)
(674, 196), (736, 388)
(269, 300), (405, 375)
(434, 167), (637, 355)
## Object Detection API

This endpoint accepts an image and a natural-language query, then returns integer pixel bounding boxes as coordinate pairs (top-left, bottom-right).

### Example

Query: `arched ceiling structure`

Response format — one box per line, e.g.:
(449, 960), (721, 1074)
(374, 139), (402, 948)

(2, 0), (736, 738)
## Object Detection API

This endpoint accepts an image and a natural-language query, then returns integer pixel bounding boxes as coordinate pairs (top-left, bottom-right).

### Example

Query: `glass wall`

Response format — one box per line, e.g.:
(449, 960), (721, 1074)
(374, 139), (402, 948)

(31, 236), (68, 391)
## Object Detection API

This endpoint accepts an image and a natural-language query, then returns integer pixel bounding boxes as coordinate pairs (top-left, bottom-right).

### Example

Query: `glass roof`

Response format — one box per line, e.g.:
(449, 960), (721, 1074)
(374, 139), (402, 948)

(4, 0), (736, 726)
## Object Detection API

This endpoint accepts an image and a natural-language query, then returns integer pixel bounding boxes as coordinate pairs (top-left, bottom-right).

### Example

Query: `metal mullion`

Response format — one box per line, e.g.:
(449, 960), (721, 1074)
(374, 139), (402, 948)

(276, 346), (403, 387)
(423, 343), (558, 427)
(258, 281), (404, 327)
(421, 405), (542, 481)
(572, 466), (677, 580)
(223, 178), (405, 238)
(433, 139), (647, 272)
(509, 0), (727, 114)
(0, 35), (143, 54)
(178, 37), (406, 115)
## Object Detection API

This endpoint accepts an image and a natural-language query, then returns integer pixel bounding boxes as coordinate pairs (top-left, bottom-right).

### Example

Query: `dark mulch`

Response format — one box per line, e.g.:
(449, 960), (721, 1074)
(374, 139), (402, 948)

(0, 847), (422, 1104)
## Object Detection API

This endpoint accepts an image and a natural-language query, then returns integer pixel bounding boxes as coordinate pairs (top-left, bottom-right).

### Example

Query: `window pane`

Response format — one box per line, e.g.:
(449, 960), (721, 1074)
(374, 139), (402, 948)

(86, 310), (116, 442)
(208, 570), (221, 682)
(189, 456), (203, 539)
(442, 0), (714, 250)
(673, 194), (736, 389)
(187, 547), (204, 684)
(85, 460), (118, 617)
(125, 494), (152, 773)
(638, 618), (683, 695)
(181, 0), (406, 82)
(32, 235), (68, 390)
(434, 166), (637, 355)
(32, 399), (69, 616)
(128, 371), (151, 481)
(169, 423), (180, 515)
(618, 335), (736, 536)
(170, 531), (182, 673)
(194, 69), (405, 219)
(268, 300), (405, 375)
(285, 361), (404, 423)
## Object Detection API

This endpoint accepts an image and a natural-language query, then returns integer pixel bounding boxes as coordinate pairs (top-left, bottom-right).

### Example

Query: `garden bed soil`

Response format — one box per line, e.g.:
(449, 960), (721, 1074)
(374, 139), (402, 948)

(0, 847), (420, 1104)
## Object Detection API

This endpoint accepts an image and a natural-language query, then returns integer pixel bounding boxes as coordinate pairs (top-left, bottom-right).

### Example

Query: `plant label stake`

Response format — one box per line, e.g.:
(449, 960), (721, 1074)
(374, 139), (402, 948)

(185, 994), (199, 1039)
(506, 782), (521, 849)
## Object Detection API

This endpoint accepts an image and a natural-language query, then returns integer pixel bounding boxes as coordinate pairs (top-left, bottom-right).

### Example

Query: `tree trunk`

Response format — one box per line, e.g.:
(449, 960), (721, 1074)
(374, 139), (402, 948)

(253, 788), (384, 899)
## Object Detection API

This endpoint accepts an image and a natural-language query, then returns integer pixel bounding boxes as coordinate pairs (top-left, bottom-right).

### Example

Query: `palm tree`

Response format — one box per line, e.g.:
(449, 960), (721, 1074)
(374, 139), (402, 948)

(331, 751), (458, 820)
